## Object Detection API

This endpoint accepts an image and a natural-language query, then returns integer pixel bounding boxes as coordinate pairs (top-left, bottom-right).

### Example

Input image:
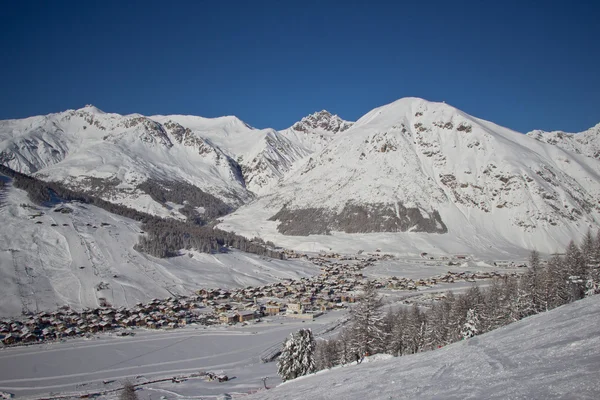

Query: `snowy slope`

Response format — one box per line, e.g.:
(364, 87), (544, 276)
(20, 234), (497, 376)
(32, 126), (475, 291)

(220, 98), (600, 254)
(249, 295), (600, 400)
(151, 110), (353, 195)
(0, 181), (319, 317)
(527, 122), (600, 160)
(0, 106), (252, 217)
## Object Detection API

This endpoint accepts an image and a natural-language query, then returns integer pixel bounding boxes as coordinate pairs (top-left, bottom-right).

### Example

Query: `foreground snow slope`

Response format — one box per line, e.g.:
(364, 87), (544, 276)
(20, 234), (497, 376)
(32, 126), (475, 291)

(221, 97), (600, 254)
(0, 182), (319, 317)
(250, 295), (600, 400)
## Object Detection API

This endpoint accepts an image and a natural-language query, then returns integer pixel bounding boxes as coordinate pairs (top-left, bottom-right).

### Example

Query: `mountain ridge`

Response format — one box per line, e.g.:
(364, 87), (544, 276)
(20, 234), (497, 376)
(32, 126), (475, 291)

(1, 98), (599, 254)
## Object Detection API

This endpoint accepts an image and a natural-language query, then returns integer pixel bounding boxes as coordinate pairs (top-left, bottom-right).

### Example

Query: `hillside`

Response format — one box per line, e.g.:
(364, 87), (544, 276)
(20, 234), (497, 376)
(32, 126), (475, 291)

(249, 295), (600, 400)
(0, 179), (319, 317)
(220, 98), (600, 254)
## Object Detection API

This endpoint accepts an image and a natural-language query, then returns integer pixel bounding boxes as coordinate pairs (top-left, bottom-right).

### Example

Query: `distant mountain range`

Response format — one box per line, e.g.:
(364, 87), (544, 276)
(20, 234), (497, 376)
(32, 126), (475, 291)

(1, 98), (599, 252)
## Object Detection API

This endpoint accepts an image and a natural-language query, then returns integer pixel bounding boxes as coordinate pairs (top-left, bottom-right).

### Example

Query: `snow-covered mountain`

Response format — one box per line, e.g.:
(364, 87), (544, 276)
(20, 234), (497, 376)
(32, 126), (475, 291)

(0, 107), (352, 213)
(2, 99), (599, 253)
(527, 122), (600, 160)
(248, 295), (600, 400)
(0, 106), (253, 217)
(221, 98), (600, 254)
(280, 110), (354, 153)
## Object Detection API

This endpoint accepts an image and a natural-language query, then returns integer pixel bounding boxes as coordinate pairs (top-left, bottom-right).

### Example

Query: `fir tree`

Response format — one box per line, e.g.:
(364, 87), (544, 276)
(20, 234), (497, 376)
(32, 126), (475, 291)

(277, 329), (316, 381)
(348, 282), (388, 357)
(461, 308), (479, 339)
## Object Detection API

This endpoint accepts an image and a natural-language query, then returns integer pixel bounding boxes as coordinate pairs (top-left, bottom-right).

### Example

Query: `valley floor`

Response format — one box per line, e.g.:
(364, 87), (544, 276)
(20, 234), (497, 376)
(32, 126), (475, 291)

(0, 311), (347, 399)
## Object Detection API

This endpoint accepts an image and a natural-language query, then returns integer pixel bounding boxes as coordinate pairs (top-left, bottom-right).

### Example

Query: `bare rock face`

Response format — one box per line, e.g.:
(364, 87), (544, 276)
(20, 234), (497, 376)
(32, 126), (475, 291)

(269, 202), (447, 235)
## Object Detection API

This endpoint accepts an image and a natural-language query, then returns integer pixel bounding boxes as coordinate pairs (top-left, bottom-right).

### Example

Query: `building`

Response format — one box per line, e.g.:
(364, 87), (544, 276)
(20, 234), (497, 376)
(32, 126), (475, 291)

(237, 310), (255, 322)
(264, 304), (281, 316)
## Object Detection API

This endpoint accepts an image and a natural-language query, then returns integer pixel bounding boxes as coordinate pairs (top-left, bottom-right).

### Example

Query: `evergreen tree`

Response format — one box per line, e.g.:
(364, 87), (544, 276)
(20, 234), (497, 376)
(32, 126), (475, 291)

(277, 329), (316, 381)
(565, 241), (586, 301)
(348, 282), (388, 357)
(460, 308), (479, 339)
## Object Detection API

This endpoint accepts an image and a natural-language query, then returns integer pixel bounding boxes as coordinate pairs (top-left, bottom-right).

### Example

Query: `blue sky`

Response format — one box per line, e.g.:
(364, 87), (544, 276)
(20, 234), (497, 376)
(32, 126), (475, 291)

(1, 0), (598, 132)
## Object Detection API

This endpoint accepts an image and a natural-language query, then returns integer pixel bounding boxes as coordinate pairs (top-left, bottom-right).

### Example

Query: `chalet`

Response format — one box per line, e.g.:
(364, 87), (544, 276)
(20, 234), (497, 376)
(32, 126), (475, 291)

(98, 321), (111, 331)
(287, 303), (303, 314)
(264, 304), (281, 316)
(21, 333), (37, 343)
(1, 333), (17, 345)
(220, 313), (236, 324)
(237, 310), (255, 322)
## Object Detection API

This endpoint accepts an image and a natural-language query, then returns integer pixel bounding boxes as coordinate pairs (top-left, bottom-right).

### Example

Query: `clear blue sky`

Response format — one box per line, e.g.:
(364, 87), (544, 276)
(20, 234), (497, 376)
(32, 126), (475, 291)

(1, 0), (598, 132)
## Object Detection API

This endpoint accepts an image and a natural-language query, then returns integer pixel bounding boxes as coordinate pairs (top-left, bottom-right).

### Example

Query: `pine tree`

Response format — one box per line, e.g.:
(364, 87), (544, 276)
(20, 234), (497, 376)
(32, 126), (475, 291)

(347, 282), (388, 357)
(460, 308), (479, 339)
(565, 241), (586, 301)
(277, 329), (316, 381)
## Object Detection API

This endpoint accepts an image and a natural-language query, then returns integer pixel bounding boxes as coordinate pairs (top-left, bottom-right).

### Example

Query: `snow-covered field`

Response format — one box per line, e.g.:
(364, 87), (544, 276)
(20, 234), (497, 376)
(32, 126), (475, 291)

(249, 295), (600, 400)
(0, 311), (347, 399)
(0, 183), (319, 317)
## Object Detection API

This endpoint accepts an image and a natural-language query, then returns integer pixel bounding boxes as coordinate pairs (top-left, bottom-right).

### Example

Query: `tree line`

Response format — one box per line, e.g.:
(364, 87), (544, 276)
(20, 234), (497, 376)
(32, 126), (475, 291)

(277, 233), (600, 380)
(0, 165), (283, 259)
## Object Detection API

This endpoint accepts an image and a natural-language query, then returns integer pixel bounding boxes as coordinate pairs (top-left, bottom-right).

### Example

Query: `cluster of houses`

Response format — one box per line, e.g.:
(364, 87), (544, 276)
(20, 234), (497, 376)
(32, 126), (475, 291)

(0, 251), (518, 347)
(374, 270), (521, 290)
(0, 297), (216, 346)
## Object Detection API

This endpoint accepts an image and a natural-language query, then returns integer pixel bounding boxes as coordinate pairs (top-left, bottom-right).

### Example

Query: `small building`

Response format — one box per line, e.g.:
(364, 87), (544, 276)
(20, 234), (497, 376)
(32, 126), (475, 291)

(237, 310), (255, 322)
(264, 304), (280, 316)
(287, 303), (303, 314)
(220, 313), (237, 324)
(1, 333), (17, 345)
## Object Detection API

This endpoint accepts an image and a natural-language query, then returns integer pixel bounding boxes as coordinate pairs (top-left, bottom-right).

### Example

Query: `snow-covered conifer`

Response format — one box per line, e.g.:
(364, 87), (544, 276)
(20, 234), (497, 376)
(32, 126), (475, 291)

(277, 329), (316, 381)
(348, 282), (388, 357)
(461, 308), (479, 339)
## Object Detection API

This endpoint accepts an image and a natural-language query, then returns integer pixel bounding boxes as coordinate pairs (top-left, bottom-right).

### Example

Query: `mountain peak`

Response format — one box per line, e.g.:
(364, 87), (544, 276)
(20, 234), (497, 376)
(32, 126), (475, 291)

(80, 104), (105, 114)
(291, 110), (353, 134)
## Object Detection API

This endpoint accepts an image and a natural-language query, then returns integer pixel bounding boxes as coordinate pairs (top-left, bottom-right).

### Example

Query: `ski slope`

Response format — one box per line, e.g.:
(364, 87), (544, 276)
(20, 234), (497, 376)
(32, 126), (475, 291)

(0, 182), (319, 317)
(249, 295), (600, 400)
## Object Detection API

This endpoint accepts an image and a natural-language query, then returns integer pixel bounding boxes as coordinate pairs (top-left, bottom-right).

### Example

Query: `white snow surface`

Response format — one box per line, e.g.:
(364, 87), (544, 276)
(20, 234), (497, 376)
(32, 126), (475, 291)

(249, 295), (600, 400)
(0, 183), (319, 317)
(527, 122), (600, 160)
(220, 97), (600, 254)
